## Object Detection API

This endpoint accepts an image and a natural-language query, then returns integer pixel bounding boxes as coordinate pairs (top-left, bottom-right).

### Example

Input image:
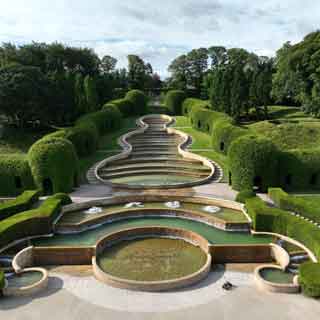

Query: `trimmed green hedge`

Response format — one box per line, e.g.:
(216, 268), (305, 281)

(0, 193), (71, 248)
(77, 106), (122, 136)
(299, 262), (320, 297)
(212, 119), (249, 154)
(246, 196), (320, 260)
(0, 190), (40, 221)
(45, 122), (99, 157)
(28, 137), (79, 195)
(235, 189), (256, 204)
(228, 135), (279, 192)
(165, 90), (186, 115)
(125, 90), (148, 115)
(0, 269), (4, 291)
(269, 188), (320, 224)
(278, 149), (320, 191)
(0, 154), (35, 197)
(182, 98), (211, 116)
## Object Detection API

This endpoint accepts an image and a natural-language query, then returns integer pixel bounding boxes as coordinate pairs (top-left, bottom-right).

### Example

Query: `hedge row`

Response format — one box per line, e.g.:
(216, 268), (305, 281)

(299, 262), (320, 297)
(228, 135), (279, 192)
(28, 137), (79, 195)
(105, 90), (148, 117)
(0, 193), (71, 248)
(0, 154), (35, 197)
(245, 196), (320, 260)
(0, 190), (40, 221)
(269, 188), (320, 224)
(0, 269), (4, 291)
(182, 98), (320, 192)
(165, 90), (186, 115)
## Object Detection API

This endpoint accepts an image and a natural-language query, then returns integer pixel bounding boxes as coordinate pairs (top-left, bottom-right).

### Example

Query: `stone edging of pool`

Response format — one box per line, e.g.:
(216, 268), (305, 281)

(254, 265), (300, 294)
(92, 226), (212, 291)
(57, 194), (250, 233)
(93, 114), (217, 189)
(2, 246), (48, 297)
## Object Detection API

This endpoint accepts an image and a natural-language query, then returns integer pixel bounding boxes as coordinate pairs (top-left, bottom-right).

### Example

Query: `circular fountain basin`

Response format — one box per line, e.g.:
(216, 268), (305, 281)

(3, 268), (48, 297)
(254, 265), (300, 293)
(93, 227), (212, 291)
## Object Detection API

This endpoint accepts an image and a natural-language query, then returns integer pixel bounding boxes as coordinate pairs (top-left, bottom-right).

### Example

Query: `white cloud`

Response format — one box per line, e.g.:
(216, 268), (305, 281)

(0, 0), (319, 77)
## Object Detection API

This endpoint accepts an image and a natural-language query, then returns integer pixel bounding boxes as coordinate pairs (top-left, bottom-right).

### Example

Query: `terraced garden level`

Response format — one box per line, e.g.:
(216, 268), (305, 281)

(97, 237), (207, 281)
(33, 217), (272, 247)
(96, 115), (214, 187)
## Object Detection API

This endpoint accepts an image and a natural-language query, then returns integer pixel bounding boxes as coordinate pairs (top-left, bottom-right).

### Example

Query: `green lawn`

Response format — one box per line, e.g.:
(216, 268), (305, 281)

(173, 116), (228, 182)
(78, 117), (138, 182)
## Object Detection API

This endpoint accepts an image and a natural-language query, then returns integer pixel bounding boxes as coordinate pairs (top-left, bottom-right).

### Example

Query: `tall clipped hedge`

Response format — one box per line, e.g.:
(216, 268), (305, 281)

(0, 193), (71, 248)
(77, 106), (122, 135)
(0, 190), (40, 221)
(28, 137), (79, 194)
(245, 196), (320, 260)
(125, 90), (148, 115)
(299, 262), (320, 297)
(278, 149), (320, 191)
(106, 90), (148, 117)
(212, 119), (249, 154)
(228, 135), (279, 191)
(165, 90), (186, 115)
(182, 98), (211, 116)
(0, 154), (34, 196)
(269, 188), (320, 224)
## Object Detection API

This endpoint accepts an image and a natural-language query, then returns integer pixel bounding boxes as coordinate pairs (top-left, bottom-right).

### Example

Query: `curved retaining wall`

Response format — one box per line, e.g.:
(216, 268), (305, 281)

(58, 194), (250, 233)
(254, 265), (300, 294)
(92, 226), (212, 291)
(94, 114), (216, 189)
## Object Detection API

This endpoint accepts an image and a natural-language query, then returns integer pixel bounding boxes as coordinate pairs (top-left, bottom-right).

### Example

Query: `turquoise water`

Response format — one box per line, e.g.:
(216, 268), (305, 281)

(260, 268), (294, 284)
(33, 217), (272, 247)
(6, 271), (43, 288)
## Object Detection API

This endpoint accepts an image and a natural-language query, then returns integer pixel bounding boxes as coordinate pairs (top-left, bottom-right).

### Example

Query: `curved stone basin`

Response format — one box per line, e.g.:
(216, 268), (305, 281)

(97, 237), (207, 282)
(95, 114), (216, 189)
(6, 271), (43, 289)
(259, 267), (294, 284)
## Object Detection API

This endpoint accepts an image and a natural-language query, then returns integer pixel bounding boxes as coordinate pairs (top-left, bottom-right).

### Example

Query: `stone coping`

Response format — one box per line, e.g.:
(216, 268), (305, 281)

(254, 264), (300, 294)
(57, 194), (250, 233)
(94, 114), (216, 189)
(92, 226), (212, 291)
(3, 267), (48, 297)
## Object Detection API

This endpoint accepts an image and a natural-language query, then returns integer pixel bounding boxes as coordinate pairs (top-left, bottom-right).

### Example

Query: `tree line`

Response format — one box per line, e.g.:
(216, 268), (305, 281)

(0, 42), (161, 128)
(167, 30), (320, 120)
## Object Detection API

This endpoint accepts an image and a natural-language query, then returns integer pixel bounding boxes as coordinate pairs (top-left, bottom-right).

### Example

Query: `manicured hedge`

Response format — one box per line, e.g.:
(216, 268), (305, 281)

(125, 90), (148, 115)
(182, 98), (211, 116)
(0, 190), (40, 221)
(165, 90), (186, 115)
(235, 189), (256, 204)
(0, 269), (4, 290)
(299, 262), (320, 297)
(228, 135), (279, 192)
(269, 188), (320, 224)
(0, 193), (71, 248)
(106, 90), (148, 117)
(278, 149), (320, 191)
(212, 119), (249, 154)
(45, 122), (99, 157)
(245, 196), (320, 260)
(28, 137), (79, 195)
(77, 106), (122, 135)
(0, 154), (35, 197)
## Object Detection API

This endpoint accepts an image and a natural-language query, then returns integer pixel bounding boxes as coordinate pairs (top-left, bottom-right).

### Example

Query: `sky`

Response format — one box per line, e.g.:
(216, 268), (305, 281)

(0, 0), (319, 78)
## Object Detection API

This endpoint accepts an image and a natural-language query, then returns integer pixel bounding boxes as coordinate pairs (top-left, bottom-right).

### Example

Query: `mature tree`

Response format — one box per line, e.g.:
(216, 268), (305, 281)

(0, 65), (50, 127)
(168, 54), (190, 90)
(84, 75), (99, 112)
(100, 55), (117, 74)
(127, 55), (152, 90)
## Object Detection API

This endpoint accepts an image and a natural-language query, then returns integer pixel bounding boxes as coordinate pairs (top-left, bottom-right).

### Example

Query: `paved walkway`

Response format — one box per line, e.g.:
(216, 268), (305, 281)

(1, 267), (320, 320)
